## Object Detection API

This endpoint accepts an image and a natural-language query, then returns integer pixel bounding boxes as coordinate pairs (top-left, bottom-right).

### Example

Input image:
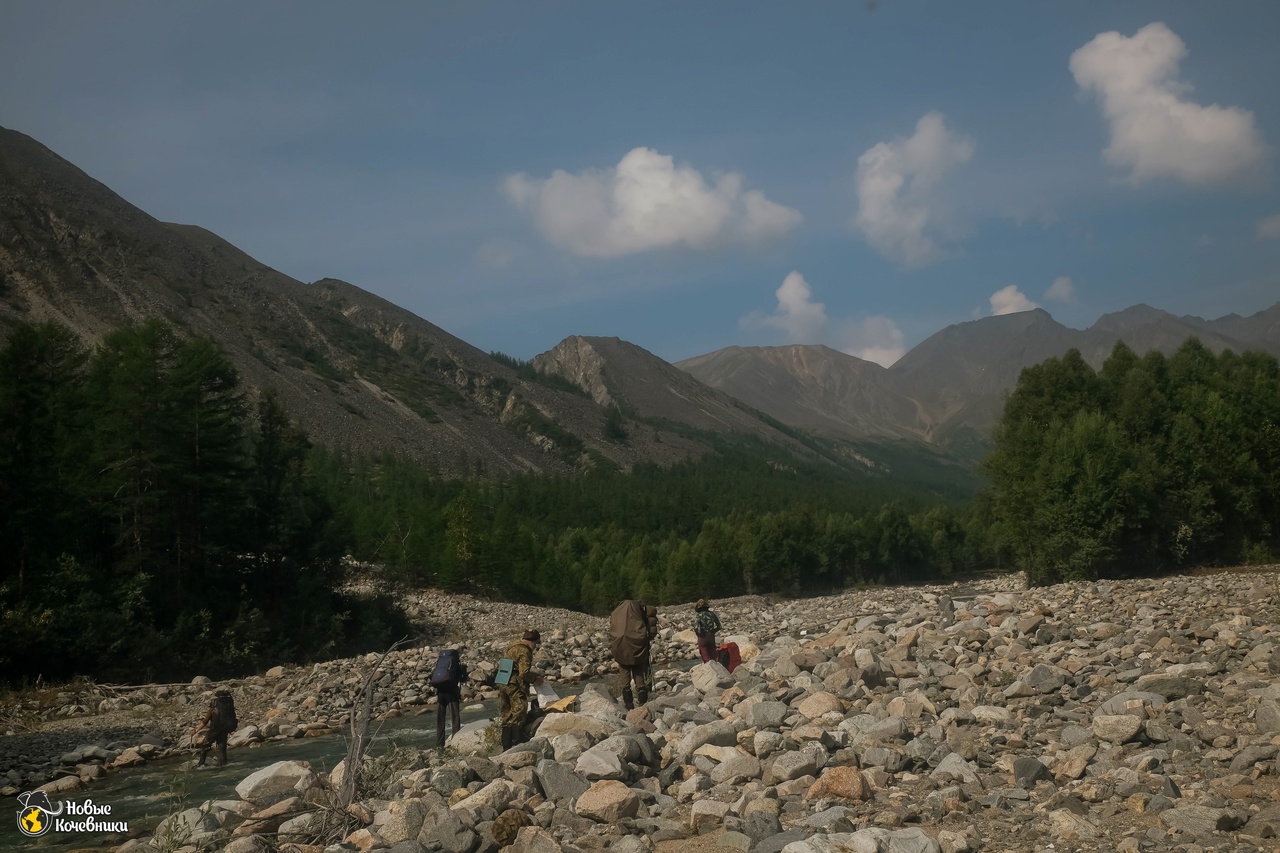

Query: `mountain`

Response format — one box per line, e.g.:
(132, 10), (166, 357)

(5, 125), (1275, 482)
(530, 335), (816, 457)
(675, 344), (920, 442)
(0, 126), (717, 477)
(680, 302), (1280, 460)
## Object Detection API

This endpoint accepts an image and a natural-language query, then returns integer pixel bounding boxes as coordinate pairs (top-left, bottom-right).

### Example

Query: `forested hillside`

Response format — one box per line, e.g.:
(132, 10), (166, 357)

(0, 319), (984, 683)
(5, 315), (1277, 685)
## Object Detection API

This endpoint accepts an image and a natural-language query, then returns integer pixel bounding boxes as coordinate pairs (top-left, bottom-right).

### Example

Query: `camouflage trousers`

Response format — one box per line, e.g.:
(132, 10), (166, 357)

(612, 659), (652, 706)
(497, 684), (528, 727)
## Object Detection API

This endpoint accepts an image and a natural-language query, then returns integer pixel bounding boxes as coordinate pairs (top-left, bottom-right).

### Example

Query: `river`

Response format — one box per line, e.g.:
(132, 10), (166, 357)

(5, 696), (505, 852)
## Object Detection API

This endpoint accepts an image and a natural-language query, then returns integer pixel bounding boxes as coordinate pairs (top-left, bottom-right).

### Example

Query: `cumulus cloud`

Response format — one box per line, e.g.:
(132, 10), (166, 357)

(755, 271), (829, 342)
(503, 147), (802, 257)
(853, 112), (974, 266)
(1044, 276), (1076, 303)
(1070, 22), (1270, 188)
(741, 271), (906, 366)
(990, 285), (1040, 316)
(1258, 213), (1280, 239)
(839, 315), (906, 367)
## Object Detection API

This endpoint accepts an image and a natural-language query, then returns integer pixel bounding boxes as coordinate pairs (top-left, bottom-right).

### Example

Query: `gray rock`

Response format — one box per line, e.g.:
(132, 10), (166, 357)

(748, 701), (790, 729)
(1256, 701), (1280, 734)
(534, 759), (590, 803)
(1159, 805), (1245, 836)
(1012, 757), (1052, 788)
(419, 808), (479, 853)
(772, 750), (819, 782)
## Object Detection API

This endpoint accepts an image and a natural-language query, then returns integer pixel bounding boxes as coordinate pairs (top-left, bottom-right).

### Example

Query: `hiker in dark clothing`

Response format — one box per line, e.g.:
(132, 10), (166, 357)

(432, 648), (469, 750)
(694, 598), (723, 663)
(191, 689), (237, 767)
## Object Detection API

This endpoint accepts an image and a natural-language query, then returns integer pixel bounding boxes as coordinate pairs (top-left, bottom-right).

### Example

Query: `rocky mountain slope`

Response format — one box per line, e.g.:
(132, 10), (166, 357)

(0, 126), (716, 477)
(531, 336), (818, 459)
(6, 124), (1275, 480)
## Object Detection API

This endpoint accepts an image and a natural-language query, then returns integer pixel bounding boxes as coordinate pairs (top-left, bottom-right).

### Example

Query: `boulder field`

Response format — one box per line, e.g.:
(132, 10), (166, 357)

(6, 569), (1280, 852)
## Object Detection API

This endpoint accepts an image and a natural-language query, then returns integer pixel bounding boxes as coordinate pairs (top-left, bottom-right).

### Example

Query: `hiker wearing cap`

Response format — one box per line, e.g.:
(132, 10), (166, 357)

(693, 599), (722, 663)
(498, 628), (540, 749)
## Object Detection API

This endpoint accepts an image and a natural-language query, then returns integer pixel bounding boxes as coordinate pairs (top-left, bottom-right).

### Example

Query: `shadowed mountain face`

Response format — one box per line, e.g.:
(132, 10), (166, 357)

(3, 126), (1275, 479)
(675, 345), (921, 442)
(530, 335), (817, 457)
(0, 126), (717, 477)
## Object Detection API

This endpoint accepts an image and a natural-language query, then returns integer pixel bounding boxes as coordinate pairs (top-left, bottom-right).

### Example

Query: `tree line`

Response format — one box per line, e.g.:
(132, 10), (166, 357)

(981, 339), (1280, 585)
(4, 318), (1275, 683)
(0, 319), (408, 683)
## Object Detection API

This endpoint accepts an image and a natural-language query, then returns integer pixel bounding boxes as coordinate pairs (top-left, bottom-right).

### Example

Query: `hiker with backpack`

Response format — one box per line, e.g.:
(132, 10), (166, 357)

(430, 647), (468, 750)
(191, 688), (237, 767)
(609, 599), (658, 710)
(693, 598), (722, 663)
(497, 628), (540, 750)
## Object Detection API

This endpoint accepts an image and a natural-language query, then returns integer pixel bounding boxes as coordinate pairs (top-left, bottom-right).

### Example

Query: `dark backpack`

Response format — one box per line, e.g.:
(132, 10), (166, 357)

(210, 690), (237, 733)
(431, 649), (461, 686)
(695, 609), (719, 635)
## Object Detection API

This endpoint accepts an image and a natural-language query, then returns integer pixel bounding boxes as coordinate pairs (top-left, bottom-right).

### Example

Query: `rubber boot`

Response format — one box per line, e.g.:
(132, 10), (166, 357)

(622, 687), (634, 711)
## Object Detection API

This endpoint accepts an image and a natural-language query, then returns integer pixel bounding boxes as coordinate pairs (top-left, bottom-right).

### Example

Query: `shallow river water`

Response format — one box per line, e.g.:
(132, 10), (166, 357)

(5, 697), (504, 852)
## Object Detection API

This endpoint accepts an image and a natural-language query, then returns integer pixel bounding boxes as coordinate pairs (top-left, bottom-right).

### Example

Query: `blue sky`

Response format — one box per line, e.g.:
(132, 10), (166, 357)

(2, 1), (1278, 364)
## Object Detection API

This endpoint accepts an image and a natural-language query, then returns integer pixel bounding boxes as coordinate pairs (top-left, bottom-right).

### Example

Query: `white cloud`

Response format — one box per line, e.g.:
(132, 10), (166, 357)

(1070, 22), (1270, 188)
(1258, 213), (1280, 239)
(990, 285), (1040, 316)
(838, 315), (906, 367)
(743, 271), (828, 342)
(741, 271), (905, 366)
(1044, 276), (1076, 303)
(504, 147), (802, 257)
(853, 111), (974, 266)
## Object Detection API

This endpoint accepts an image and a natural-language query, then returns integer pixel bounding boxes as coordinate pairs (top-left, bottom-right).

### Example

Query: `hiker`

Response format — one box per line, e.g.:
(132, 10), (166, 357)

(609, 599), (657, 710)
(498, 628), (540, 750)
(430, 647), (468, 750)
(693, 598), (722, 663)
(191, 688), (237, 767)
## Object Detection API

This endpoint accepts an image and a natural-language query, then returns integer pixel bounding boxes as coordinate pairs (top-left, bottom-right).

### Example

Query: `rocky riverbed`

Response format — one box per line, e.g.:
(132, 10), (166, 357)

(5, 568), (1280, 852)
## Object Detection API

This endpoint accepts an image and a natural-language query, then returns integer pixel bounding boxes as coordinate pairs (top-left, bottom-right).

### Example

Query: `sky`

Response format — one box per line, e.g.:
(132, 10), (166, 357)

(2, 1), (1278, 366)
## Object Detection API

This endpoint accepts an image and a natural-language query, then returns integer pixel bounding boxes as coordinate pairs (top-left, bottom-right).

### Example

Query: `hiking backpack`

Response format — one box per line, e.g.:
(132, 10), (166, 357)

(431, 649), (461, 687)
(694, 609), (719, 635)
(210, 690), (237, 732)
(609, 599), (651, 667)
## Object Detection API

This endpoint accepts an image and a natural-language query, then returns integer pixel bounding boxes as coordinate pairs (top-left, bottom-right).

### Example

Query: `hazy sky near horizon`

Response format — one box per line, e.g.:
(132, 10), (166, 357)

(2, 1), (1278, 365)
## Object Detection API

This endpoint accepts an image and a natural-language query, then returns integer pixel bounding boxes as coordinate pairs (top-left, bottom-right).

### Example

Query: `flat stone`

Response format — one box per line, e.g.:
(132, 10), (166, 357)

(576, 779), (639, 822)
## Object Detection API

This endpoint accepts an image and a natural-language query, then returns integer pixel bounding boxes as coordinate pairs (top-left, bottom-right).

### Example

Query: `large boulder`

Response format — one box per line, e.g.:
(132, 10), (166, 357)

(235, 761), (319, 808)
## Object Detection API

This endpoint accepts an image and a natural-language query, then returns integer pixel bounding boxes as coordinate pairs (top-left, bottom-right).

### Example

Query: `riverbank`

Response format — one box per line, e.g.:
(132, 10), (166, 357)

(0, 580), (1002, 795)
(7, 567), (1280, 852)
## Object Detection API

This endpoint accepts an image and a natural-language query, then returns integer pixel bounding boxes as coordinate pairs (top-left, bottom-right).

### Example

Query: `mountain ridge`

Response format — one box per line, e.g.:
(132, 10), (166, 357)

(3, 124), (1277, 481)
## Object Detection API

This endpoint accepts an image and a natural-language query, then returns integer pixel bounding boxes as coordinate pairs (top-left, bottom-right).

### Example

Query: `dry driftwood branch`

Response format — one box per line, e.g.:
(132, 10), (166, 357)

(336, 636), (411, 810)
